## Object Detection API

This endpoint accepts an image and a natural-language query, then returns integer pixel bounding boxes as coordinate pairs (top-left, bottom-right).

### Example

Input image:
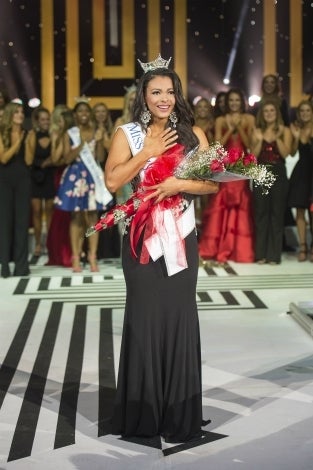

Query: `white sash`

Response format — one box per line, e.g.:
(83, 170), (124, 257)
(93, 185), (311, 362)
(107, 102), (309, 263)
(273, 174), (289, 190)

(120, 122), (145, 155)
(67, 127), (113, 206)
(121, 122), (196, 276)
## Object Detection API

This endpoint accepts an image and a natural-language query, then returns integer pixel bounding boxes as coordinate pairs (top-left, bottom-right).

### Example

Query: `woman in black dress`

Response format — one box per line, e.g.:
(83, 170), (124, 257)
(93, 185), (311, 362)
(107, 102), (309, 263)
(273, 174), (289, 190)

(250, 99), (292, 264)
(0, 102), (33, 277)
(28, 107), (55, 256)
(288, 100), (313, 261)
(105, 56), (219, 443)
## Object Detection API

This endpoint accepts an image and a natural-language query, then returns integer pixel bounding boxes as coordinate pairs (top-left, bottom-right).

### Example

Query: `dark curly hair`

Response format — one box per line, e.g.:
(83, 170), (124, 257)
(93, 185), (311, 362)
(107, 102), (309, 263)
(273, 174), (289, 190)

(132, 68), (199, 153)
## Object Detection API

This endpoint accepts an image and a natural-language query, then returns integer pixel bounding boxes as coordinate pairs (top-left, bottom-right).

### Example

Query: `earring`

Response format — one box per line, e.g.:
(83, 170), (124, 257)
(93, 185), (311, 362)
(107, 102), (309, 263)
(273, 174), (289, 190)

(139, 106), (151, 128)
(169, 111), (178, 129)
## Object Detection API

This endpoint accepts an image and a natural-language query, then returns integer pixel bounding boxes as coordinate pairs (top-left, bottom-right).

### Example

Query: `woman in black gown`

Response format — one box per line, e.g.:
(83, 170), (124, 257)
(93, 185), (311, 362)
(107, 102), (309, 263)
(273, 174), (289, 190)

(104, 56), (219, 443)
(0, 102), (33, 277)
(288, 100), (313, 261)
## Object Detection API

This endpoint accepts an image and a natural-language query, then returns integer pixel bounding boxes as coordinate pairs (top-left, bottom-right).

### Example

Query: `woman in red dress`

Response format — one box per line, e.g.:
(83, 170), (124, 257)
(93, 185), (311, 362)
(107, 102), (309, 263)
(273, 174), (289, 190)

(199, 88), (255, 264)
(45, 106), (74, 267)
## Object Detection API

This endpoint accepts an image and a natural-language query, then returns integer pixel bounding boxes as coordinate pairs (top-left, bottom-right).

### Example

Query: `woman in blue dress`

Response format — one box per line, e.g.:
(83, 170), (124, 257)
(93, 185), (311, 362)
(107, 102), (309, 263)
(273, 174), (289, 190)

(55, 101), (112, 272)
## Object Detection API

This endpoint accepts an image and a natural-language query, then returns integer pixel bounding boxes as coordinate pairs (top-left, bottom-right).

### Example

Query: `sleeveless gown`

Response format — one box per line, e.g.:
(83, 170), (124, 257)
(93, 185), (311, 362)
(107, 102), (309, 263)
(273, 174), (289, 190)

(111, 124), (204, 443)
(288, 140), (313, 209)
(198, 132), (255, 263)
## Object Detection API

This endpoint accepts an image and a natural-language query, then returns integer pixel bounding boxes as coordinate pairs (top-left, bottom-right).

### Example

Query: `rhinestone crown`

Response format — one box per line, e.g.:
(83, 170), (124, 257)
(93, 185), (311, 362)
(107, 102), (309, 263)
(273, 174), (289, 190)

(138, 53), (172, 73)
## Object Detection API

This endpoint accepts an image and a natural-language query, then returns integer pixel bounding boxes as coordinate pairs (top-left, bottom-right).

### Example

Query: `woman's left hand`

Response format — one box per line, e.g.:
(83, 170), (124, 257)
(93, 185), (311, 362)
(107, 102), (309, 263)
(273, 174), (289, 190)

(143, 176), (182, 203)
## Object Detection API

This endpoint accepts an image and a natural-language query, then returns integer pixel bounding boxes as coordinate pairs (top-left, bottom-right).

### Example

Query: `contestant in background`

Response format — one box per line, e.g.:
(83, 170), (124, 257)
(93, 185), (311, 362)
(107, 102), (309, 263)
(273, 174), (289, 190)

(92, 101), (120, 259)
(46, 107), (74, 267)
(0, 103), (33, 277)
(250, 99), (291, 264)
(288, 100), (313, 261)
(28, 107), (55, 256)
(199, 87), (255, 264)
(55, 101), (110, 272)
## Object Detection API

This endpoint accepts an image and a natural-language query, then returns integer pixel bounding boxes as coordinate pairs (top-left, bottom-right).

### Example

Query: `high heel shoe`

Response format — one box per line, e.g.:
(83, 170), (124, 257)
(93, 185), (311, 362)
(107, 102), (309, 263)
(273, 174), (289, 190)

(72, 256), (82, 273)
(88, 254), (99, 272)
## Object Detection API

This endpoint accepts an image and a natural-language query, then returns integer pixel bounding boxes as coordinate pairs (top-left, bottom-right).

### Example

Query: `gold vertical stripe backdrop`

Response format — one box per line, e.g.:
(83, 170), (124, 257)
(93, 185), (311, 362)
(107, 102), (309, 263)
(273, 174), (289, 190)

(40, 0), (54, 110)
(174, 0), (187, 95)
(41, 1), (304, 109)
(92, 0), (134, 78)
(147, 0), (161, 59)
(66, 0), (80, 107)
(263, 0), (276, 75)
(290, 0), (304, 106)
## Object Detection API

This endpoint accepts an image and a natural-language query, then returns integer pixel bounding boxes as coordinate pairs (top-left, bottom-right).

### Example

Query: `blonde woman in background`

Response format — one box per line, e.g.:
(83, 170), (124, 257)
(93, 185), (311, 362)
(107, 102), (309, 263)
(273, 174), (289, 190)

(92, 102), (113, 155)
(46, 106), (75, 267)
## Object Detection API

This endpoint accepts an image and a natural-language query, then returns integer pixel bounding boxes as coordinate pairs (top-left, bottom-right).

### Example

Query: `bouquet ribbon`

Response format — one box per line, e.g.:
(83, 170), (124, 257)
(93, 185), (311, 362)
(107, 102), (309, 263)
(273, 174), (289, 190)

(87, 144), (196, 276)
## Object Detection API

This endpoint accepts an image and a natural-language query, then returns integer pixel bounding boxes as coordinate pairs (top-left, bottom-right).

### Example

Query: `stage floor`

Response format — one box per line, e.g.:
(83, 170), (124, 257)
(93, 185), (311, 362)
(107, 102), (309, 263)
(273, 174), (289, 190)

(1, 251), (313, 469)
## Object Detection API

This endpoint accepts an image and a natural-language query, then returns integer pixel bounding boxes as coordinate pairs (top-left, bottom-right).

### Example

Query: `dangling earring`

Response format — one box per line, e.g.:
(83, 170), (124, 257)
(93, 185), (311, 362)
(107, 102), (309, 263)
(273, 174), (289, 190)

(169, 111), (178, 129)
(139, 106), (151, 128)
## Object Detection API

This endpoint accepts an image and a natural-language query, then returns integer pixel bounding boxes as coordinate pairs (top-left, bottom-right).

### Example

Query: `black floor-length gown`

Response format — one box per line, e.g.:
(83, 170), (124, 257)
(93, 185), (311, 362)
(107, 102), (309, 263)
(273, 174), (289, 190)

(111, 226), (203, 443)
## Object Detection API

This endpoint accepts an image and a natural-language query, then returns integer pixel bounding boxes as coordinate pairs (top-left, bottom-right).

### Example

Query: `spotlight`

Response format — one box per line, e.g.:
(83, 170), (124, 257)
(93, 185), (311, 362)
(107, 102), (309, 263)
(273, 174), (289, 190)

(222, 0), (250, 86)
(248, 94), (261, 107)
(11, 98), (23, 104)
(193, 95), (203, 106)
(28, 97), (41, 108)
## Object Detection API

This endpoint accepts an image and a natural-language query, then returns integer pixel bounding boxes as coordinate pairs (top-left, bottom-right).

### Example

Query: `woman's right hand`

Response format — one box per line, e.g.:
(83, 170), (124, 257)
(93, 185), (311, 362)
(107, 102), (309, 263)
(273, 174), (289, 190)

(143, 127), (178, 158)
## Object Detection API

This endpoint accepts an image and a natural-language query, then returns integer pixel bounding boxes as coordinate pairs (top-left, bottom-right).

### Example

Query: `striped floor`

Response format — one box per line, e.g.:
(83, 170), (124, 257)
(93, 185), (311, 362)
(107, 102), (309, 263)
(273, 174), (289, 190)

(1, 253), (313, 469)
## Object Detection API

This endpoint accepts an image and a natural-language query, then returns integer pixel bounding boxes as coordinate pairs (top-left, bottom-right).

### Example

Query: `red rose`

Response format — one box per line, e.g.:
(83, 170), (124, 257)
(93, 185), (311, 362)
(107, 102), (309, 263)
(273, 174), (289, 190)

(210, 159), (224, 172)
(227, 148), (242, 163)
(243, 153), (257, 165)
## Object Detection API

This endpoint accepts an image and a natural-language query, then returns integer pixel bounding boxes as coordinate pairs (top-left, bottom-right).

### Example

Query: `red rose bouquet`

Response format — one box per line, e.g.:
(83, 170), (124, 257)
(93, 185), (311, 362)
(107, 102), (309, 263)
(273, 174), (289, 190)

(86, 142), (275, 239)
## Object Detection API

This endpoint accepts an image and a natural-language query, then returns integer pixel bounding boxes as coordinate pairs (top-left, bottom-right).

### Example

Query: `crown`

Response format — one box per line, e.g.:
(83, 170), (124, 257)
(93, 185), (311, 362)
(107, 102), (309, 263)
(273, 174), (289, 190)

(74, 95), (91, 104)
(138, 53), (172, 73)
(123, 83), (137, 94)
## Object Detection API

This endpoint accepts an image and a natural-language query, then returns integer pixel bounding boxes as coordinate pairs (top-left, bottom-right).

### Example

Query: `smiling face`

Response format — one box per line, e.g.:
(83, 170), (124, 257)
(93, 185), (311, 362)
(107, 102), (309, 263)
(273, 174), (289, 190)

(12, 105), (24, 126)
(298, 103), (313, 124)
(144, 75), (175, 121)
(93, 104), (108, 124)
(227, 92), (242, 113)
(195, 99), (211, 119)
(74, 103), (91, 126)
(262, 76), (278, 95)
(262, 103), (277, 124)
(37, 110), (50, 131)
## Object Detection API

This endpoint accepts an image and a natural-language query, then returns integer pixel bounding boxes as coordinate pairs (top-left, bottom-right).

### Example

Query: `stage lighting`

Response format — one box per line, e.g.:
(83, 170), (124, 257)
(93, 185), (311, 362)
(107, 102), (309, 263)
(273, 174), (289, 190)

(193, 95), (203, 106)
(28, 97), (41, 108)
(222, 0), (250, 87)
(248, 94), (261, 107)
(11, 98), (23, 104)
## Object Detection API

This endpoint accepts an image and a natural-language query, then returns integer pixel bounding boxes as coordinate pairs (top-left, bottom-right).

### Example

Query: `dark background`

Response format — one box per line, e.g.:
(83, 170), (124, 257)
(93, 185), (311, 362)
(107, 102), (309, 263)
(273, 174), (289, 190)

(0, 0), (312, 116)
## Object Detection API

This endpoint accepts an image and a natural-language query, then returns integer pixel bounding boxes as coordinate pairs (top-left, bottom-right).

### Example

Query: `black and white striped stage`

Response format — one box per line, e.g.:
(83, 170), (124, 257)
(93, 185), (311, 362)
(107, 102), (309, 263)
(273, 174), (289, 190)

(1, 255), (313, 469)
